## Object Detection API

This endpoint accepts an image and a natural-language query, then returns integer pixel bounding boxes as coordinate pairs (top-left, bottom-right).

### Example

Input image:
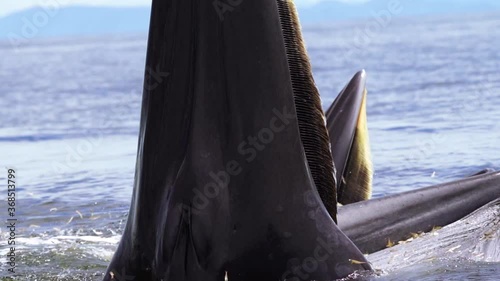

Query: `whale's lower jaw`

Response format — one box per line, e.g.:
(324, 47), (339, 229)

(339, 170), (500, 254)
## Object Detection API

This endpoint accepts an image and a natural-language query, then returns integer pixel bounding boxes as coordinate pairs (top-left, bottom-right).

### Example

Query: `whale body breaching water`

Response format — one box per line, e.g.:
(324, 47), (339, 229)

(103, 1), (500, 280)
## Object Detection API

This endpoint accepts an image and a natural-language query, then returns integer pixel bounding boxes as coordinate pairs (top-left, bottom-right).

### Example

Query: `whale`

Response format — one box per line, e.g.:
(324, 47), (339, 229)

(103, 0), (500, 280)
(327, 70), (500, 254)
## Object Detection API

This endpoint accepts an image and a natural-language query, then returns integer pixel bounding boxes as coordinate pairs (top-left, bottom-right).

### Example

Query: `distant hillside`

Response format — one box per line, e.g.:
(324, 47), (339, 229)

(297, 0), (500, 22)
(0, 6), (151, 40)
(1, 1), (500, 40)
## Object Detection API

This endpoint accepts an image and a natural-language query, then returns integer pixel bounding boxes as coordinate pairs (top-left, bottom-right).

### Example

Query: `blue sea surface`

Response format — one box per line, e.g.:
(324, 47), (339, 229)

(1, 12), (500, 280)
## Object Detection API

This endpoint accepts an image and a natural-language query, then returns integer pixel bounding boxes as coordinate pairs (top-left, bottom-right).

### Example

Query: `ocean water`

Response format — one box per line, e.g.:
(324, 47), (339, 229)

(1, 12), (500, 280)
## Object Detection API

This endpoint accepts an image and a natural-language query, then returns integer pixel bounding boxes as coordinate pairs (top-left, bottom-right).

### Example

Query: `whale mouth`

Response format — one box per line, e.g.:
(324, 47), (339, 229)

(102, 0), (375, 280)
